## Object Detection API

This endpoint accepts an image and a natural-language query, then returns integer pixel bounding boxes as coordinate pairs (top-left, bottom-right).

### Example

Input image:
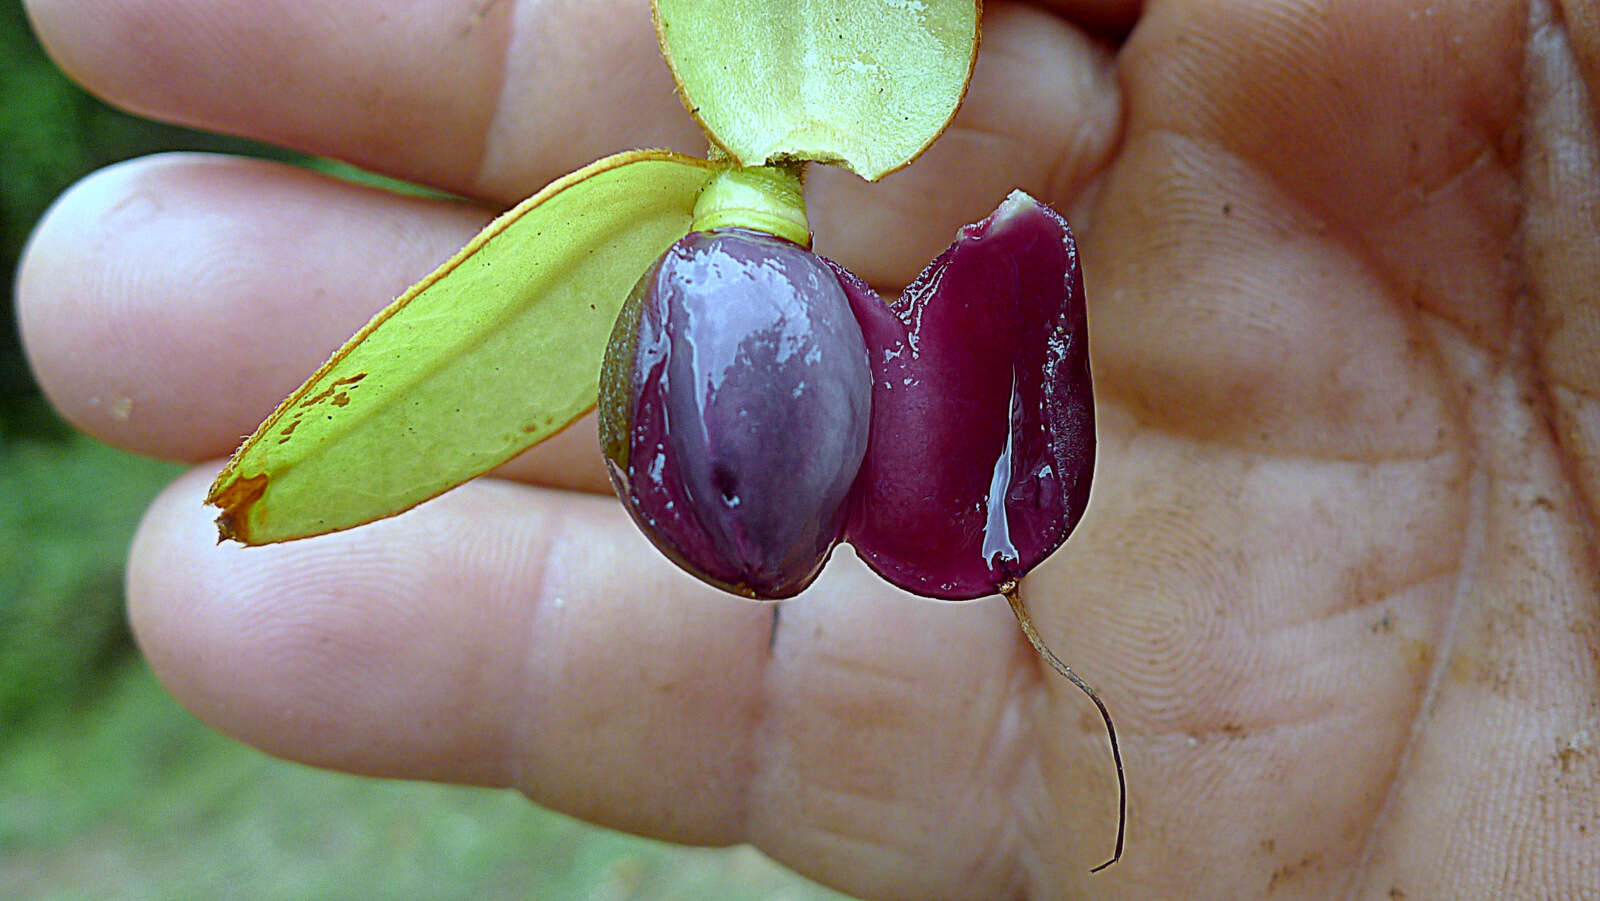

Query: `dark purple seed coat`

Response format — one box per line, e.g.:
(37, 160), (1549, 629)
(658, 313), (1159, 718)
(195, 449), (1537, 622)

(839, 191), (1094, 599)
(600, 228), (871, 598)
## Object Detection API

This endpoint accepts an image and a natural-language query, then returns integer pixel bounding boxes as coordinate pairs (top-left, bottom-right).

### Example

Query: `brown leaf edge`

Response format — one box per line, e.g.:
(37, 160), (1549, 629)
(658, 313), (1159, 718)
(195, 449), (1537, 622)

(206, 149), (720, 544)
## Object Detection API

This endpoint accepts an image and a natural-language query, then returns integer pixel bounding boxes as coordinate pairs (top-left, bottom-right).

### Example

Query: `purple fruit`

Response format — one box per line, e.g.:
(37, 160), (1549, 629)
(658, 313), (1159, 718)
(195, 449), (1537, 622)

(602, 191), (1092, 602)
(600, 228), (871, 598)
(842, 190), (1093, 599)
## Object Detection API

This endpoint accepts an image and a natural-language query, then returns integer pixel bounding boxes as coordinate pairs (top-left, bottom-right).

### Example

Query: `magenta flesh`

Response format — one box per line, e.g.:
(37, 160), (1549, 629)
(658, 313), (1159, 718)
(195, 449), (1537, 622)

(599, 228), (871, 598)
(841, 191), (1094, 599)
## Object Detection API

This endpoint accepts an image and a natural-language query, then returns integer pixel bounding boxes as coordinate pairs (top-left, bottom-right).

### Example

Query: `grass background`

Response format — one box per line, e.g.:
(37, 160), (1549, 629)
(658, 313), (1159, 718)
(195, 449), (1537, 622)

(1, 3), (848, 897)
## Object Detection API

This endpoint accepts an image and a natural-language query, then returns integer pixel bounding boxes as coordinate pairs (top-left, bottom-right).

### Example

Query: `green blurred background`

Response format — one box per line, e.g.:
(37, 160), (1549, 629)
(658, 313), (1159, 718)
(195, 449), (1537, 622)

(0, 4), (845, 898)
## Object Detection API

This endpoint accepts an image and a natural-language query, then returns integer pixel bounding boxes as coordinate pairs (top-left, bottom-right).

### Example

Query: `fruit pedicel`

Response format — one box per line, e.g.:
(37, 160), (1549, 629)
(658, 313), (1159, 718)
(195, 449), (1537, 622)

(206, 0), (1124, 872)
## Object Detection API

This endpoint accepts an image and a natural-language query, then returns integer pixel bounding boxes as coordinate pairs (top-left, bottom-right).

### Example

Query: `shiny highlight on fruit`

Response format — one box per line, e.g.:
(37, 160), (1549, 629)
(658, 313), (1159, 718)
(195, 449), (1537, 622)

(600, 190), (1092, 603)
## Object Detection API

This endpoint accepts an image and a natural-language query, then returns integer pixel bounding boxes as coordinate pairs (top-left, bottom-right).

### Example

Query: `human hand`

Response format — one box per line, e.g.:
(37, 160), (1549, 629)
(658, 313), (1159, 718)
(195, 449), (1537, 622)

(19, 0), (1600, 897)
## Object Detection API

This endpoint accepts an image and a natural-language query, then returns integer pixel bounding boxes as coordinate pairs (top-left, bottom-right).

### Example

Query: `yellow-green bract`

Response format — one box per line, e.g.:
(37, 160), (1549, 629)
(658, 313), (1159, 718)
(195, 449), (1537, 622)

(655, 0), (980, 181)
(207, 151), (719, 543)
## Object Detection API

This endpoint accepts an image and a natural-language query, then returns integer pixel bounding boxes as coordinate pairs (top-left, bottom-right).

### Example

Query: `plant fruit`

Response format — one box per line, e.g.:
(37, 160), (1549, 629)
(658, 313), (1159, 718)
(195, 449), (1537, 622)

(601, 190), (1091, 602)
(600, 227), (871, 598)
(843, 190), (1093, 599)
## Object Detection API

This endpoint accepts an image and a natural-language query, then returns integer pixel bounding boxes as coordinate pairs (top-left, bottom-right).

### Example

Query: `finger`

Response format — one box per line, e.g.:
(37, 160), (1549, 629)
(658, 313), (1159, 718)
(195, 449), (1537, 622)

(24, 0), (707, 201)
(17, 152), (609, 489)
(1522, 4), (1600, 523)
(129, 467), (1042, 897)
(1354, 9), (1600, 892)
(28, 0), (1121, 285)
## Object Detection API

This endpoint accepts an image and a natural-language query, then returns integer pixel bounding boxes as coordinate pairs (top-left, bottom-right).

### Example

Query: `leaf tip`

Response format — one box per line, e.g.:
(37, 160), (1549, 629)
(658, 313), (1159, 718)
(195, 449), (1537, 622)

(207, 472), (268, 545)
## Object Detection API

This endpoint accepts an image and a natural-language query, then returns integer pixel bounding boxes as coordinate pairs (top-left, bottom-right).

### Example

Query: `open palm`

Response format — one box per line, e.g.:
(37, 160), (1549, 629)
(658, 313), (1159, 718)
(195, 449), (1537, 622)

(20, 0), (1599, 897)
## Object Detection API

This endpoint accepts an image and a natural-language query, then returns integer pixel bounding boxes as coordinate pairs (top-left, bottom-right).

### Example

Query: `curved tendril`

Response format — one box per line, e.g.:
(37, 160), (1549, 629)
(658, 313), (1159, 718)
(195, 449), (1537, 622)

(1000, 579), (1126, 874)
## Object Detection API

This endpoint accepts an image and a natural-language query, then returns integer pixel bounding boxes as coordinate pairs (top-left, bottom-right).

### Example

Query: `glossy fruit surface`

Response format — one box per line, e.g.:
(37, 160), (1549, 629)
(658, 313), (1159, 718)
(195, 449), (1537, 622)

(842, 190), (1094, 599)
(601, 228), (871, 598)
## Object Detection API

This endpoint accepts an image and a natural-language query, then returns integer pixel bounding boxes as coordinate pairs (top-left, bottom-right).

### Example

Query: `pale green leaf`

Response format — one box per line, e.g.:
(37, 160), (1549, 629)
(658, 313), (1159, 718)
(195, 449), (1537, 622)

(208, 150), (719, 544)
(654, 0), (979, 181)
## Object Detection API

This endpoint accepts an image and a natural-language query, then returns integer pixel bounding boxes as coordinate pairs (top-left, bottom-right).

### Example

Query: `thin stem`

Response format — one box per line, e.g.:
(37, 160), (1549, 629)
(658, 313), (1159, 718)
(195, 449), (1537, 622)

(1001, 579), (1126, 874)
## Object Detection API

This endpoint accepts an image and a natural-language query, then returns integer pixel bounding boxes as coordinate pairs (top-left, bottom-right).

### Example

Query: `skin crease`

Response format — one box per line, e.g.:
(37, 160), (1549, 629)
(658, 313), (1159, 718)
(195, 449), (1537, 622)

(15, 0), (1600, 897)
